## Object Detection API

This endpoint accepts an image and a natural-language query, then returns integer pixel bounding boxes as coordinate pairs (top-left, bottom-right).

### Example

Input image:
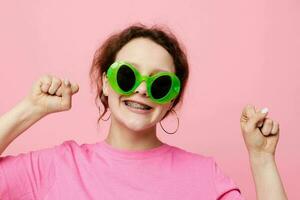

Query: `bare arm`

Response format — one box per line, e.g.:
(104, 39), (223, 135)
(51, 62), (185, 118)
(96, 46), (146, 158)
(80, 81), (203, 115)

(249, 152), (288, 200)
(0, 75), (79, 156)
(240, 105), (288, 200)
(0, 98), (45, 155)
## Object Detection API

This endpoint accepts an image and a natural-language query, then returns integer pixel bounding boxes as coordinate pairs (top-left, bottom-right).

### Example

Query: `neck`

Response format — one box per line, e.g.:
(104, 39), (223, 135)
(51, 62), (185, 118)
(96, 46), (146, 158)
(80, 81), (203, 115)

(104, 115), (164, 151)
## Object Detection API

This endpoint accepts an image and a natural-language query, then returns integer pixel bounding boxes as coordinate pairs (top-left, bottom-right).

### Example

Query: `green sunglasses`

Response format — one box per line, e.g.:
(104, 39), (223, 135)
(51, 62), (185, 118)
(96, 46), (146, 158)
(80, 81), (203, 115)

(106, 61), (181, 104)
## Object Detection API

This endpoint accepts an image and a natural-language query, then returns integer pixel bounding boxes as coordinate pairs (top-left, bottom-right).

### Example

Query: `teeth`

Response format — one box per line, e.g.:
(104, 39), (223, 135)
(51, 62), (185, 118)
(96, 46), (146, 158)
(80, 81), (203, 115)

(124, 101), (151, 110)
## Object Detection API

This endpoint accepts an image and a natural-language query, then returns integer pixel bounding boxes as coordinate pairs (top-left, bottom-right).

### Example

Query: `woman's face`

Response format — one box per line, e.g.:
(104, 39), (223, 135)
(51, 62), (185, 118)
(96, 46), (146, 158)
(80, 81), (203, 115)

(102, 37), (175, 131)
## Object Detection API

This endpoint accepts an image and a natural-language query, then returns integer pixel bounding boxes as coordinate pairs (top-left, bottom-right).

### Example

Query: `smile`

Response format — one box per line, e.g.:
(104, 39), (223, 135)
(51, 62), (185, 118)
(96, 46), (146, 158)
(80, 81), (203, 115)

(123, 100), (153, 114)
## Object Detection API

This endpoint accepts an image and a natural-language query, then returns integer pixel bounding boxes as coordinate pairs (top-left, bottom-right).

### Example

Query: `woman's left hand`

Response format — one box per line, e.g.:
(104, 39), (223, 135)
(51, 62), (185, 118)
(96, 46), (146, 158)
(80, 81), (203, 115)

(240, 104), (280, 156)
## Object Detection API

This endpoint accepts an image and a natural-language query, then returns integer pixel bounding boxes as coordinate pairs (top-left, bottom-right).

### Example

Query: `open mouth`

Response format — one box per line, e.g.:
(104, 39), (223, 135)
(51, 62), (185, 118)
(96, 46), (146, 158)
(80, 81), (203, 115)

(123, 100), (153, 110)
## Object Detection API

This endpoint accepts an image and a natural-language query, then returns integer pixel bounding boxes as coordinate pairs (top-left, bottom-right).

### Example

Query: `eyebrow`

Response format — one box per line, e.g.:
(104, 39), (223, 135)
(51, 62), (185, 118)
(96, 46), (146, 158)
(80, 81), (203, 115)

(127, 61), (171, 74)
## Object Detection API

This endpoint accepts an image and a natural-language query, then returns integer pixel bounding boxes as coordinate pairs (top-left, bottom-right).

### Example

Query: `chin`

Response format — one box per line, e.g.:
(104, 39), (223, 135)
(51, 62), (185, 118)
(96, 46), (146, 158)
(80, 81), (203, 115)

(110, 102), (161, 132)
(124, 119), (155, 132)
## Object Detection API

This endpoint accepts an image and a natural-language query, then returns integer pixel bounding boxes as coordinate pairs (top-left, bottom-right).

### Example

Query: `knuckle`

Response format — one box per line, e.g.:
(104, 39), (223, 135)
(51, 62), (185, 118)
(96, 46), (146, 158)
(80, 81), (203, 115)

(44, 81), (51, 86)
(53, 78), (62, 86)
(41, 74), (51, 80)
(42, 80), (51, 88)
(56, 88), (62, 94)
(265, 118), (273, 124)
(262, 129), (269, 135)
(42, 76), (52, 85)
(271, 129), (277, 134)
(44, 74), (53, 81)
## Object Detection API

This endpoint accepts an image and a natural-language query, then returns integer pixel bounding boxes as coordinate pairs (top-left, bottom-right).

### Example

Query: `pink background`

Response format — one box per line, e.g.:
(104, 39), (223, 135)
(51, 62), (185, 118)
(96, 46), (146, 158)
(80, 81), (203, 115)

(0, 1), (299, 199)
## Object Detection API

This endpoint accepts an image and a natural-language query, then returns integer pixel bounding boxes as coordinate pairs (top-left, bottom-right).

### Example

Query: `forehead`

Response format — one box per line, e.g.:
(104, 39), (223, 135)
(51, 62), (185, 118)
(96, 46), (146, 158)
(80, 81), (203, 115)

(115, 38), (175, 73)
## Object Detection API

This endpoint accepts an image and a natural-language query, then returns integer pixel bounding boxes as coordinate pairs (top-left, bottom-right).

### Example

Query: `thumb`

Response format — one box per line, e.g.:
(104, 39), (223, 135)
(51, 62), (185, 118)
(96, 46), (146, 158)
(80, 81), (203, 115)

(248, 108), (269, 132)
(61, 79), (72, 110)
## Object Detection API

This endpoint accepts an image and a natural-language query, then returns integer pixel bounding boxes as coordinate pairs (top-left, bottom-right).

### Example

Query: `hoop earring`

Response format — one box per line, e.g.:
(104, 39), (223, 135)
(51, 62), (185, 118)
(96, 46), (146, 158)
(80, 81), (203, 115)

(159, 109), (179, 134)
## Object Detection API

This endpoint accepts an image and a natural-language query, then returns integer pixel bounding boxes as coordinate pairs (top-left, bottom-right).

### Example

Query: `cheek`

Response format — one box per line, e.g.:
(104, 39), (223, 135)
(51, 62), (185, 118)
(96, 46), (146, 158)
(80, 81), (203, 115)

(154, 104), (171, 119)
(107, 88), (122, 108)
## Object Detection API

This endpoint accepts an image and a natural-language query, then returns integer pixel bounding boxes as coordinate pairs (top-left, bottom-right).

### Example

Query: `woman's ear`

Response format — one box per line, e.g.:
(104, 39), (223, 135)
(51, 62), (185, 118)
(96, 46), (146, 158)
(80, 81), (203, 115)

(102, 72), (108, 96)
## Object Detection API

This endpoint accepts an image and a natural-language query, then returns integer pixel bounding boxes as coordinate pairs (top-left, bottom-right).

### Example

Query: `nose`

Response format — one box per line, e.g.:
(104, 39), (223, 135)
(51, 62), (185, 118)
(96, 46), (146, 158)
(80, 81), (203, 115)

(134, 81), (148, 97)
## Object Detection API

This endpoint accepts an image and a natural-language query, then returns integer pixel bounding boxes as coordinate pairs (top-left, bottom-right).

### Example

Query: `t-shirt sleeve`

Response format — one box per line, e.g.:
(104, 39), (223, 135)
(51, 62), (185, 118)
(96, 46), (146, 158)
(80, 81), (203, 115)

(0, 144), (60, 200)
(211, 158), (246, 200)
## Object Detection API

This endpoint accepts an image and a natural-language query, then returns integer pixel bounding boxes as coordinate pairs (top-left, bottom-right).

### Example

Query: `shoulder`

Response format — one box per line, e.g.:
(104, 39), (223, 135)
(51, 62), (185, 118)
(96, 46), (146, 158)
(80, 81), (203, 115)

(167, 144), (215, 171)
(0, 142), (71, 199)
(53, 140), (99, 162)
(168, 145), (243, 198)
(0, 139), (93, 174)
(169, 145), (237, 181)
(57, 139), (97, 153)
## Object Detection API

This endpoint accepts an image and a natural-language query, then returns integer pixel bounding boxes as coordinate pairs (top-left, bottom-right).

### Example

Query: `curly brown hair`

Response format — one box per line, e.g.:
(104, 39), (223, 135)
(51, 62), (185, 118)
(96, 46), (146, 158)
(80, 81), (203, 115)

(89, 23), (189, 125)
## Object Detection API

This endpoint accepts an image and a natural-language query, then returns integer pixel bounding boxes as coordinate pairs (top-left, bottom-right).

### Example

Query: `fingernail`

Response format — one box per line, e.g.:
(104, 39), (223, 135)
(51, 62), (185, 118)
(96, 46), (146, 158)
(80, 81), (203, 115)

(64, 79), (70, 86)
(261, 107), (269, 114)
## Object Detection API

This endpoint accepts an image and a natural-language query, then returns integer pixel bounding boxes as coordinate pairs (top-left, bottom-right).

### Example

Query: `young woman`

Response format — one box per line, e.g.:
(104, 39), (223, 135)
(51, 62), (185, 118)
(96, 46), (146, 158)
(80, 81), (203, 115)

(0, 24), (288, 199)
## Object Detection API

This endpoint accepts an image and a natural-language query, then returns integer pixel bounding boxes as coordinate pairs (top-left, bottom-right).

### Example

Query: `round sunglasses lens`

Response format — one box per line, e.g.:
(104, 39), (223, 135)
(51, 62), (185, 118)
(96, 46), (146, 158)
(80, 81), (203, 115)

(151, 75), (172, 99)
(117, 65), (135, 92)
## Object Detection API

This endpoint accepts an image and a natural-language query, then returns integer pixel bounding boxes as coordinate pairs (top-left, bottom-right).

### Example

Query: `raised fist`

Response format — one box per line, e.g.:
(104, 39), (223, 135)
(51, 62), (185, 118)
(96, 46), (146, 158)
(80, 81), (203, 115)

(25, 75), (79, 116)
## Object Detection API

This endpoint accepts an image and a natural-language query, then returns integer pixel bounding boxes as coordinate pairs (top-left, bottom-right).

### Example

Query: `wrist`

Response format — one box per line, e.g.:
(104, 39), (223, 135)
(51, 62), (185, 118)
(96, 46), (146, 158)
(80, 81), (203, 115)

(21, 97), (47, 118)
(249, 151), (276, 166)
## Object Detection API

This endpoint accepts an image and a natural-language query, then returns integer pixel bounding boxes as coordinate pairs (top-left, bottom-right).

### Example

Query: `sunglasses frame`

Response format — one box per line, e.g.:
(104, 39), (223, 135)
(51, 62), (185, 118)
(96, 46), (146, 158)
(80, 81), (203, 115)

(106, 61), (181, 104)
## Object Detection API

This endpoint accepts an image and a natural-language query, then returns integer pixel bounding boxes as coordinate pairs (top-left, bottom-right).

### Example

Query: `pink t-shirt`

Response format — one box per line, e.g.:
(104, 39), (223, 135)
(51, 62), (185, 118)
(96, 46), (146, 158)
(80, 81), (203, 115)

(0, 140), (245, 199)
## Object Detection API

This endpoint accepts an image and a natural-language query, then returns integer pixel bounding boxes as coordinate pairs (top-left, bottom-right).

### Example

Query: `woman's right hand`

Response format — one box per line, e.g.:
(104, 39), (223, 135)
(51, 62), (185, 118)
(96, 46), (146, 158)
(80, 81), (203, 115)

(25, 75), (79, 116)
